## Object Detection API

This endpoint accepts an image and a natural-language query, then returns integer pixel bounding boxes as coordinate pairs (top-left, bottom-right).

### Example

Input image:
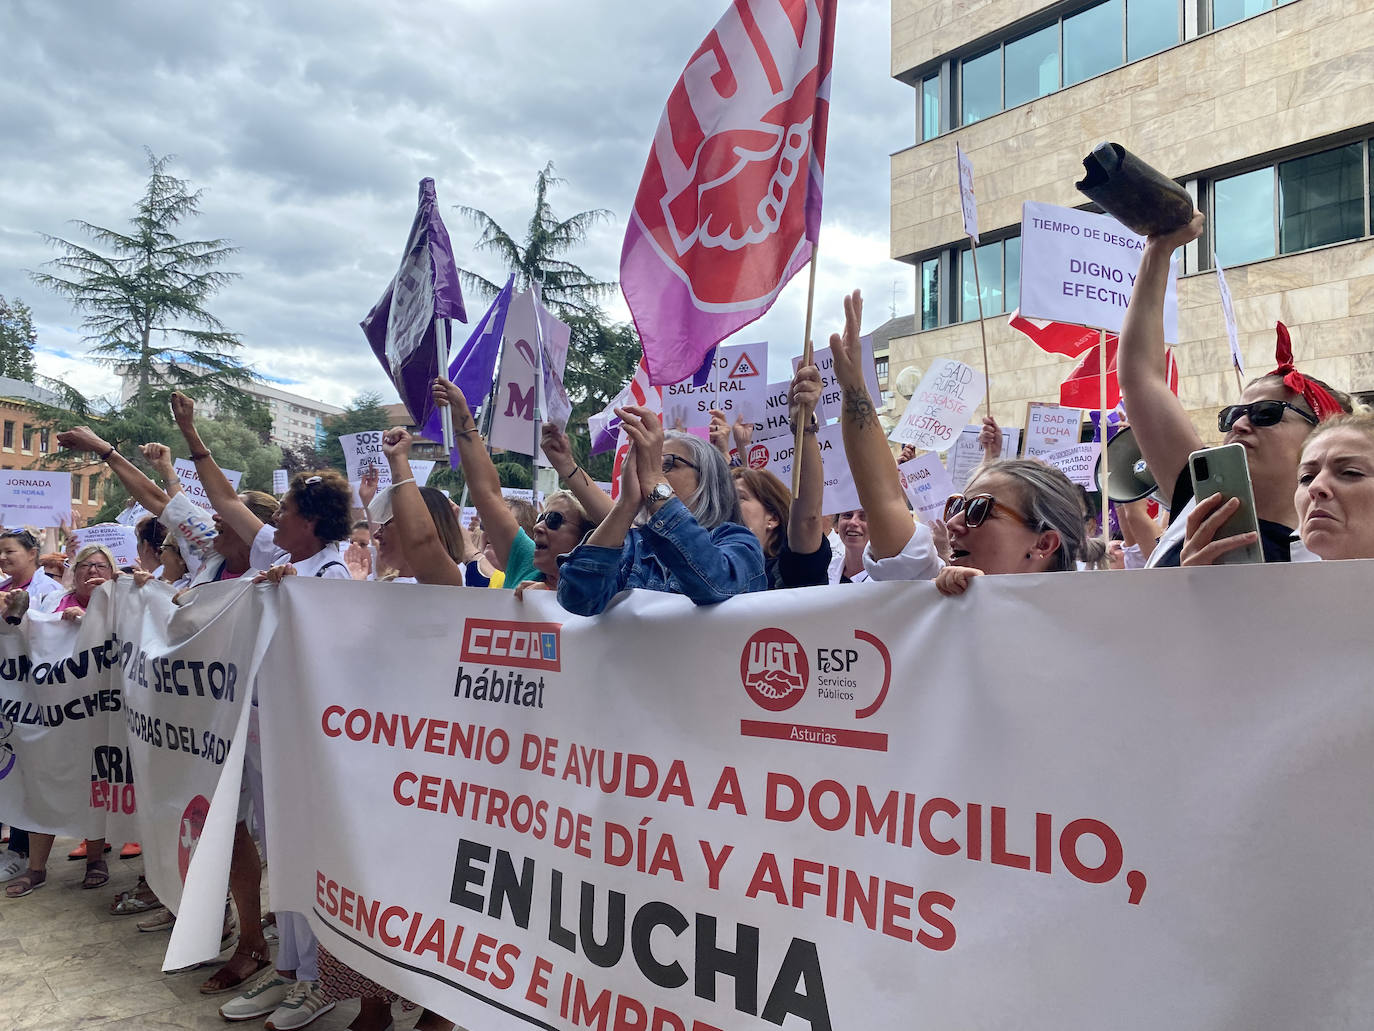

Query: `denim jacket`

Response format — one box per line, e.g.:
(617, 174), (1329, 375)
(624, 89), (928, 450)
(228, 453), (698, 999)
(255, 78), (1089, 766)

(556, 497), (767, 615)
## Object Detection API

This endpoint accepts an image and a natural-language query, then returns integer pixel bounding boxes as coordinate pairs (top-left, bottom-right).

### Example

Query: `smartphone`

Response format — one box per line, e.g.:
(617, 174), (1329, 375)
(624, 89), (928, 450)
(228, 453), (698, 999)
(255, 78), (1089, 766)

(1188, 443), (1263, 564)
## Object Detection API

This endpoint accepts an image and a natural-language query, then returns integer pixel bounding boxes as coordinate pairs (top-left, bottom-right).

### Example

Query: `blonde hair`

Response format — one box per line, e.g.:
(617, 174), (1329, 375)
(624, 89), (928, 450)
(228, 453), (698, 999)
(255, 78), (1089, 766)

(1301, 411), (1374, 455)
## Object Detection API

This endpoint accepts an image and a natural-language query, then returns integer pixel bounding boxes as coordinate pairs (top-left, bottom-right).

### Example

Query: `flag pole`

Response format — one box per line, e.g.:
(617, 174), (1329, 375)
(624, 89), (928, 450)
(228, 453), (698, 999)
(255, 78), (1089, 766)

(435, 317), (455, 461)
(532, 285), (547, 509)
(969, 244), (993, 418)
(791, 243), (821, 495)
(1098, 327), (1110, 559)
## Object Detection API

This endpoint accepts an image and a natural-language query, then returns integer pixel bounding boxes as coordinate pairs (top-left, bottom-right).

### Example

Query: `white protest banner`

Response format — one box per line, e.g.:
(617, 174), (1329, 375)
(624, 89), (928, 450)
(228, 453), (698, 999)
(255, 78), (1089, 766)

(1022, 402), (1083, 460)
(1214, 255), (1243, 376)
(661, 341), (770, 431)
(272, 468), (289, 495)
(500, 487), (545, 507)
(750, 378), (795, 442)
(0, 470), (72, 528)
(258, 564), (1374, 1030)
(956, 142), (979, 244)
(898, 452), (955, 523)
(488, 289), (572, 455)
(1019, 201), (1179, 339)
(1042, 441), (1102, 489)
(174, 458), (242, 511)
(792, 335), (882, 426)
(72, 523), (139, 567)
(889, 358), (985, 451)
(944, 424), (1020, 493)
(756, 422), (859, 513)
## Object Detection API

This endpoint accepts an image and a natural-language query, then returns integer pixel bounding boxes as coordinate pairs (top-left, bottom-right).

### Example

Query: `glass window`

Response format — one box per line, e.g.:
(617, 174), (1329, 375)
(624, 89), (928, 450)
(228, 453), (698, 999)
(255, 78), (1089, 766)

(1128, 0), (1180, 60)
(921, 74), (941, 141)
(1003, 24), (1058, 109)
(71, 474), (82, 499)
(960, 48), (1001, 125)
(1004, 236), (1022, 314)
(87, 475), (98, 503)
(1064, 0), (1122, 86)
(1214, 167), (1276, 266)
(1212, 0), (1271, 30)
(1278, 144), (1365, 254)
(920, 257), (941, 330)
(961, 243), (1005, 319)
(21, 427), (32, 451)
(2, 421), (11, 449)
(39, 429), (49, 454)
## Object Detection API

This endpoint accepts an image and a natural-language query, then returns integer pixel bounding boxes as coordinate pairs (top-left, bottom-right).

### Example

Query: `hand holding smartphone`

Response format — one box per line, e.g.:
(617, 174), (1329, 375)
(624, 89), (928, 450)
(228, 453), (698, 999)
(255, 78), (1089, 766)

(1185, 443), (1264, 565)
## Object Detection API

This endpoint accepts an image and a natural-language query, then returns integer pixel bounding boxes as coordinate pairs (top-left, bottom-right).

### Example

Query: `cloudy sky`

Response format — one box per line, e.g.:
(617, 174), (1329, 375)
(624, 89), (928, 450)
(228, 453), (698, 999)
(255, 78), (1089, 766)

(0, 0), (912, 411)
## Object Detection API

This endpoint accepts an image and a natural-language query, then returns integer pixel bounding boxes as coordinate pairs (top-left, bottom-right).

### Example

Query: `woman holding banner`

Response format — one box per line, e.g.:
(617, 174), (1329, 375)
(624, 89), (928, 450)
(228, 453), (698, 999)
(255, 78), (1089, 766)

(1118, 213), (1353, 566)
(556, 405), (766, 615)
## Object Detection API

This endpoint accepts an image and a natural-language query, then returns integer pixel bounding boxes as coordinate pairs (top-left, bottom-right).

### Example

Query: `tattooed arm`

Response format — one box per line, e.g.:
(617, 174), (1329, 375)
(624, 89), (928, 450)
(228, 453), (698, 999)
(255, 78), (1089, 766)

(829, 290), (918, 559)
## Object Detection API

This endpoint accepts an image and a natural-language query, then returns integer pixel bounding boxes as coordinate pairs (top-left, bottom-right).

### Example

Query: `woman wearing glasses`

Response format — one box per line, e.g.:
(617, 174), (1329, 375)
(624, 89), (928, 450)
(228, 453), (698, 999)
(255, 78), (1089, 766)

(555, 402), (766, 615)
(1118, 212), (1352, 567)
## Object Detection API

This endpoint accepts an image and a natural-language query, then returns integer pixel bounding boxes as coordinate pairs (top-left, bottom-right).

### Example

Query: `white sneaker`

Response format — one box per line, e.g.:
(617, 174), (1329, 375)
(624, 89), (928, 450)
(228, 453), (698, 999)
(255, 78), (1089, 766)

(218, 972), (294, 1022)
(0, 850), (27, 883)
(264, 979), (335, 1030)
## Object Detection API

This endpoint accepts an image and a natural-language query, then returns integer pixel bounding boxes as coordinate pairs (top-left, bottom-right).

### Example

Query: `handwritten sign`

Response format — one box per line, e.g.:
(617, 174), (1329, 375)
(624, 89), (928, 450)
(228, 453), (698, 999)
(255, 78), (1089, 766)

(173, 459), (242, 511)
(0, 470), (72, 528)
(1022, 402), (1084, 460)
(1042, 442), (1102, 489)
(946, 424), (1021, 492)
(791, 335), (883, 426)
(661, 342), (770, 431)
(272, 469), (289, 495)
(1214, 254), (1243, 376)
(898, 453), (956, 524)
(1019, 201), (1178, 339)
(72, 523), (139, 567)
(889, 358), (985, 451)
(956, 143), (979, 244)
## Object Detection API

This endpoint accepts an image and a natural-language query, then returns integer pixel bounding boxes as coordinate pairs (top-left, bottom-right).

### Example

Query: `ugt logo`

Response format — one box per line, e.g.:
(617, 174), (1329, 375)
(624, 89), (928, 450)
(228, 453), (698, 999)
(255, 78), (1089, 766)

(740, 628), (808, 712)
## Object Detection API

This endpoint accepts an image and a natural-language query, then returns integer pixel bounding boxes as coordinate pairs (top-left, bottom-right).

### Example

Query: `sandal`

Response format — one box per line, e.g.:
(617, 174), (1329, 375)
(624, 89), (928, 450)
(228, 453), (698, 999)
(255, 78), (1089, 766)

(110, 876), (162, 915)
(199, 945), (272, 995)
(82, 859), (109, 889)
(4, 868), (45, 898)
(138, 907), (175, 932)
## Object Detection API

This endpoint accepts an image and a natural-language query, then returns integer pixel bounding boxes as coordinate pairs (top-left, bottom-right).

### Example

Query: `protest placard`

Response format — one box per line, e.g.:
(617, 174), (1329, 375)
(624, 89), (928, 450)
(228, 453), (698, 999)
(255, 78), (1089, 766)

(72, 523), (139, 567)
(945, 424), (1021, 492)
(1214, 255), (1243, 377)
(0, 470), (72, 528)
(957, 143), (979, 244)
(792, 335), (882, 426)
(1042, 441), (1102, 489)
(173, 459), (242, 511)
(898, 452), (956, 523)
(889, 358), (985, 451)
(756, 422), (859, 513)
(661, 342), (770, 431)
(1022, 402), (1083, 460)
(1019, 201), (1178, 339)
(749, 378), (796, 442)
(272, 468), (289, 495)
(487, 288), (572, 455)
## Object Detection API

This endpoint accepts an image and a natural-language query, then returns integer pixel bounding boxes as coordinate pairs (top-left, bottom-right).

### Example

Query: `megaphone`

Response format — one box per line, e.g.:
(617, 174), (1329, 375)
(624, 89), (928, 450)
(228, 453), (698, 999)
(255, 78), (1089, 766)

(1098, 426), (1160, 503)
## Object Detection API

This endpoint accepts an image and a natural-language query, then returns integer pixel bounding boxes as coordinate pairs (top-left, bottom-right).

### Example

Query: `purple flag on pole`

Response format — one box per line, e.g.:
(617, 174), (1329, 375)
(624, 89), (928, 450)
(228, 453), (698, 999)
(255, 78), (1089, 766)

(424, 275), (515, 466)
(360, 178), (467, 428)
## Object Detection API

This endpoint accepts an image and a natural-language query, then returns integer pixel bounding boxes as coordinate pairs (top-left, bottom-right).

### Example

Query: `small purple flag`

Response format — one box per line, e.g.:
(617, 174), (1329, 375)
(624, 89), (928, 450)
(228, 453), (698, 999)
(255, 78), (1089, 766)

(361, 178), (467, 429)
(424, 275), (515, 467)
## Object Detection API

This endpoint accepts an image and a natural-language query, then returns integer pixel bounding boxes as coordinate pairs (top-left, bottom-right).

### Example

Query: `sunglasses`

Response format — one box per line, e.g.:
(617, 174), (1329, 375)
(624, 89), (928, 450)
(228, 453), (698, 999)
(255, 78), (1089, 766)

(662, 454), (698, 474)
(535, 510), (568, 531)
(943, 493), (1035, 530)
(1217, 400), (1318, 432)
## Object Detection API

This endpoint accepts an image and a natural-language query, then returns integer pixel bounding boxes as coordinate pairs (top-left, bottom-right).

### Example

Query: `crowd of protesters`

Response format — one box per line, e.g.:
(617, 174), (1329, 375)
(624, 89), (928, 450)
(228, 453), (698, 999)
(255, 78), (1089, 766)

(1, 213), (1370, 1030)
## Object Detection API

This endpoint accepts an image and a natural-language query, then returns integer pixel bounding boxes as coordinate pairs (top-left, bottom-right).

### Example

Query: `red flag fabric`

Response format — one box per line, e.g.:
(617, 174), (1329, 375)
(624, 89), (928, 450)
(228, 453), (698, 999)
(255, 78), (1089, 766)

(1059, 337), (1120, 410)
(621, 0), (837, 386)
(1008, 309), (1100, 358)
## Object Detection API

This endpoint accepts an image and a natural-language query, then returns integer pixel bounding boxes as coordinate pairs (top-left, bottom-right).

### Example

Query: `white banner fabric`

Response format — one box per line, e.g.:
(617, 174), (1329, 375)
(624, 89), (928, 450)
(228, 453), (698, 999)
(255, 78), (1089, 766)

(256, 566), (1374, 1031)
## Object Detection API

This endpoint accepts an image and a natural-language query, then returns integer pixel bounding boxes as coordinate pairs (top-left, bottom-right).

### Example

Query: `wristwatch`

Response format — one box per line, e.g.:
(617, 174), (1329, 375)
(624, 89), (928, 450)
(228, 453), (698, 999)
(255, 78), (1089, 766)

(646, 482), (674, 505)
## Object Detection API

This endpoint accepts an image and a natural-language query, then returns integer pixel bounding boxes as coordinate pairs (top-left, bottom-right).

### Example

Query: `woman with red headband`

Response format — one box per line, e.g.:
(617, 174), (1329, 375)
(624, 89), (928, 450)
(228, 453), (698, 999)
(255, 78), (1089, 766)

(1118, 212), (1352, 567)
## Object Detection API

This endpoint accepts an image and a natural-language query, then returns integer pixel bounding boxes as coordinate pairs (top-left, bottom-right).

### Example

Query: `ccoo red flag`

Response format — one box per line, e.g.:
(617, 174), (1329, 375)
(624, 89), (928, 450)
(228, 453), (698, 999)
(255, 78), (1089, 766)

(1059, 340), (1179, 410)
(621, 0), (837, 386)
(1008, 309), (1100, 358)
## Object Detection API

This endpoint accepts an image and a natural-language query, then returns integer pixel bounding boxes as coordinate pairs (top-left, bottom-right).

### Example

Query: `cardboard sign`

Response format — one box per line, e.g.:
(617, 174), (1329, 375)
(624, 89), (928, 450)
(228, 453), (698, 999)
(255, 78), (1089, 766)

(956, 143), (979, 244)
(1019, 201), (1178, 339)
(487, 288), (572, 455)
(1214, 255), (1243, 376)
(946, 425), (1021, 492)
(757, 422), (859, 513)
(1022, 402), (1084, 460)
(0, 470), (72, 528)
(272, 469), (289, 495)
(889, 358), (985, 451)
(71, 523), (139, 567)
(898, 453), (956, 524)
(173, 459), (242, 513)
(1042, 441), (1102, 489)
(792, 335), (883, 426)
(661, 341), (771, 431)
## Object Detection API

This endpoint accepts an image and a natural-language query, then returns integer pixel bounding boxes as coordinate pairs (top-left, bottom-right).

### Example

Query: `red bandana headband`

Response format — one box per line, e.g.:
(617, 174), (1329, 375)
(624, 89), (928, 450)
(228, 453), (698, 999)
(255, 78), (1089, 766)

(1265, 321), (1345, 422)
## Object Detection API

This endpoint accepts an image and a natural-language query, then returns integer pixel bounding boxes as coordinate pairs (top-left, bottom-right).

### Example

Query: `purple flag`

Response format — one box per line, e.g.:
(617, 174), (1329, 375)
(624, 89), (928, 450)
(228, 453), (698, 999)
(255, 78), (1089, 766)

(424, 276), (515, 466)
(360, 178), (467, 427)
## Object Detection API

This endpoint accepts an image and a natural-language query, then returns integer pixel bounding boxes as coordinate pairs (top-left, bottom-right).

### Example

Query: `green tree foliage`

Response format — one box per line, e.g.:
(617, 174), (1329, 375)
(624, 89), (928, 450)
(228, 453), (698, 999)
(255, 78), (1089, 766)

(30, 148), (250, 416)
(317, 392), (390, 473)
(0, 295), (38, 382)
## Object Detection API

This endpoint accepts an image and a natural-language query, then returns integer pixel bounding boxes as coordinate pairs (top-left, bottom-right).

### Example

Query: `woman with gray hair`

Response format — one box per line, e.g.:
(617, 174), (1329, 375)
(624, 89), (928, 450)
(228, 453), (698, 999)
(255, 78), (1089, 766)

(557, 404), (766, 615)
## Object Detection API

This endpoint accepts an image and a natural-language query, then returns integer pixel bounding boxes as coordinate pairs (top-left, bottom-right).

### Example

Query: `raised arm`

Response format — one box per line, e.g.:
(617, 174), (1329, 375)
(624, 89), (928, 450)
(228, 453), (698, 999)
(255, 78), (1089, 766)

(830, 290), (913, 558)
(1117, 212), (1206, 503)
(57, 426), (170, 515)
(381, 428), (463, 586)
(170, 393), (264, 545)
(431, 378), (520, 568)
(539, 423), (612, 525)
(787, 363), (825, 555)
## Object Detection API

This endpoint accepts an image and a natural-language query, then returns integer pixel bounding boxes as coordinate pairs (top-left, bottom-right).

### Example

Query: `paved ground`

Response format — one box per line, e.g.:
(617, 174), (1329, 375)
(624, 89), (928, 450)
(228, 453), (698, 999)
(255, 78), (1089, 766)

(0, 836), (420, 1031)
